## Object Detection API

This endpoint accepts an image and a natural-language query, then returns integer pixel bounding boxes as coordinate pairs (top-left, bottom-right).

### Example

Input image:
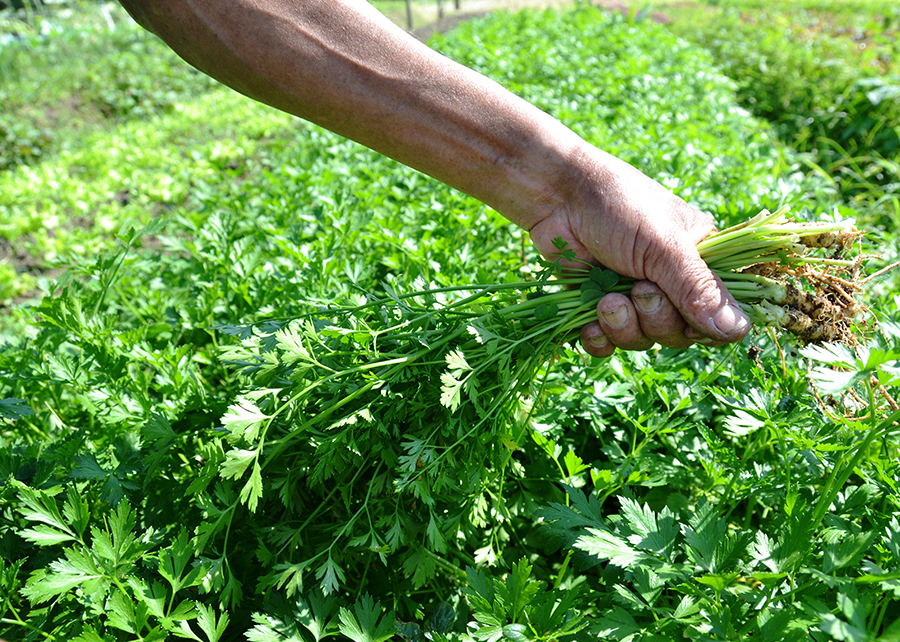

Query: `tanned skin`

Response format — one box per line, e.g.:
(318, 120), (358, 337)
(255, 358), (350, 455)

(116, 0), (751, 355)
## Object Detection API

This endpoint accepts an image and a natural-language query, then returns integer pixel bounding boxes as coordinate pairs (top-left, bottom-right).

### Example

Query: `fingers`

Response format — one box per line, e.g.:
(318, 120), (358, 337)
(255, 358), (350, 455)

(579, 281), (729, 358)
(629, 281), (695, 349)
(638, 222), (752, 344)
(596, 294), (654, 351)
(580, 320), (615, 359)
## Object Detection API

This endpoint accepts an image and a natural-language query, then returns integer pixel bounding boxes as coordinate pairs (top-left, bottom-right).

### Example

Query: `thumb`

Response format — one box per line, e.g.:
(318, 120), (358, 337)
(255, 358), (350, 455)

(647, 237), (751, 342)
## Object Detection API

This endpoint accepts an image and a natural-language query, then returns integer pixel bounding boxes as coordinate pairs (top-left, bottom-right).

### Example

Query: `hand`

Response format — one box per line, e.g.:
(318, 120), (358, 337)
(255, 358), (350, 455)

(528, 146), (751, 357)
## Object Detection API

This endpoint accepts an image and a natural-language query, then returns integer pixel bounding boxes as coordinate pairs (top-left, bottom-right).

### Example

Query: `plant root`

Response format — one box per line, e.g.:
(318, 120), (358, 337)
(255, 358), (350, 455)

(797, 227), (863, 250)
(745, 226), (870, 345)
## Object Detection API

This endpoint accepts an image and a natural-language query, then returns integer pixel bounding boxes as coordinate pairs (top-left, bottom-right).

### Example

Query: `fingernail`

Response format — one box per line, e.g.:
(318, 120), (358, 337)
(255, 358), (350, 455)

(588, 334), (608, 349)
(633, 294), (662, 315)
(714, 304), (751, 336)
(601, 305), (628, 329)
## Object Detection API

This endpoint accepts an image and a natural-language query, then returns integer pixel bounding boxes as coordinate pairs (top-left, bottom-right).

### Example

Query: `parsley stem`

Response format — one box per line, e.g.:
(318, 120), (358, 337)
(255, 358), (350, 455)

(810, 383), (900, 528)
(423, 549), (467, 579)
(0, 617), (56, 641)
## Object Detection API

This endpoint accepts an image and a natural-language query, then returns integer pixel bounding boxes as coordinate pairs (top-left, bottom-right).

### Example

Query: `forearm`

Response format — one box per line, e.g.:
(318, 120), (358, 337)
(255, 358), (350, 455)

(117, 0), (584, 230)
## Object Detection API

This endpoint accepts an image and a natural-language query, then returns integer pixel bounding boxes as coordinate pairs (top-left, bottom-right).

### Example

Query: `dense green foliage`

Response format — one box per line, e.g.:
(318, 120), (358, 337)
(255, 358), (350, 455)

(0, 5), (293, 301)
(665, 1), (900, 221)
(2, 3), (900, 641)
(0, 8), (218, 173)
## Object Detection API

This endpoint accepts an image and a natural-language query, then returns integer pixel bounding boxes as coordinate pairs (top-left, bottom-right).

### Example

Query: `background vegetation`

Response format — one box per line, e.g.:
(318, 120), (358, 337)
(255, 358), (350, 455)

(2, 1), (899, 640)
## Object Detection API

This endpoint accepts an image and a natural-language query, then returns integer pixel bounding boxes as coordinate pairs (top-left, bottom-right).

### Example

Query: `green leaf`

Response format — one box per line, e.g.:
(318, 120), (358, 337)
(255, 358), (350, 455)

(550, 236), (577, 262)
(533, 302), (558, 321)
(402, 546), (437, 589)
(239, 460), (264, 512)
(618, 497), (678, 562)
(143, 412), (177, 447)
(186, 441), (226, 496)
(696, 573), (740, 592)
(107, 586), (147, 634)
(245, 621), (303, 642)
(220, 448), (257, 481)
(799, 342), (856, 367)
(128, 577), (167, 619)
(562, 450), (590, 479)
(800, 343), (900, 394)
(575, 527), (647, 568)
(337, 594), (395, 642)
(173, 621), (205, 642)
(427, 602), (456, 634)
(18, 523), (79, 547)
(109, 499), (141, 564)
(879, 615), (900, 642)
(316, 556), (345, 595)
(221, 572), (244, 610)
(16, 486), (78, 546)
(501, 623), (530, 641)
(89, 499), (147, 580)
(21, 547), (106, 603)
(824, 532), (878, 573)
(885, 518), (900, 560)
(683, 500), (731, 573)
(589, 267), (619, 290)
(724, 408), (766, 436)
(426, 513), (447, 553)
(464, 566), (496, 612)
(592, 606), (641, 640)
(162, 601), (202, 640)
(771, 514), (815, 574)
(472, 623), (504, 642)
(445, 348), (472, 374)
(750, 531), (778, 573)
(71, 625), (113, 642)
(275, 324), (315, 366)
(808, 366), (866, 395)
(221, 399), (270, 444)
(706, 604), (737, 640)
(245, 593), (322, 642)
(496, 558), (541, 624)
(297, 590), (340, 642)
(837, 585), (867, 631)
(440, 348), (474, 412)
(396, 622), (424, 642)
(196, 602), (230, 642)
(579, 284), (604, 305)
(526, 584), (586, 637)
(440, 370), (466, 412)
(818, 612), (869, 642)
(71, 454), (110, 481)
(0, 397), (35, 420)
(159, 529), (205, 593)
(672, 594), (700, 620)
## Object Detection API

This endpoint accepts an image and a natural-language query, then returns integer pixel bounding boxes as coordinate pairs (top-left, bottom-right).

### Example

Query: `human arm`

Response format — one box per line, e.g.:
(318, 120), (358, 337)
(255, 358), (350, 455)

(116, 0), (751, 353)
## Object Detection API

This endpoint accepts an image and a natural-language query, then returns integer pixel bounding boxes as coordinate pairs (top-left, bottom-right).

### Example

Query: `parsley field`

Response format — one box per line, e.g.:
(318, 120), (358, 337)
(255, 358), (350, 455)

(3, 4), (900, 641)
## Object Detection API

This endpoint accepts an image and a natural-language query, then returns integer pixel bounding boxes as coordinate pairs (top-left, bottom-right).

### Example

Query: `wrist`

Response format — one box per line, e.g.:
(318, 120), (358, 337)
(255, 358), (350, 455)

(489, 120), (597, 233)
